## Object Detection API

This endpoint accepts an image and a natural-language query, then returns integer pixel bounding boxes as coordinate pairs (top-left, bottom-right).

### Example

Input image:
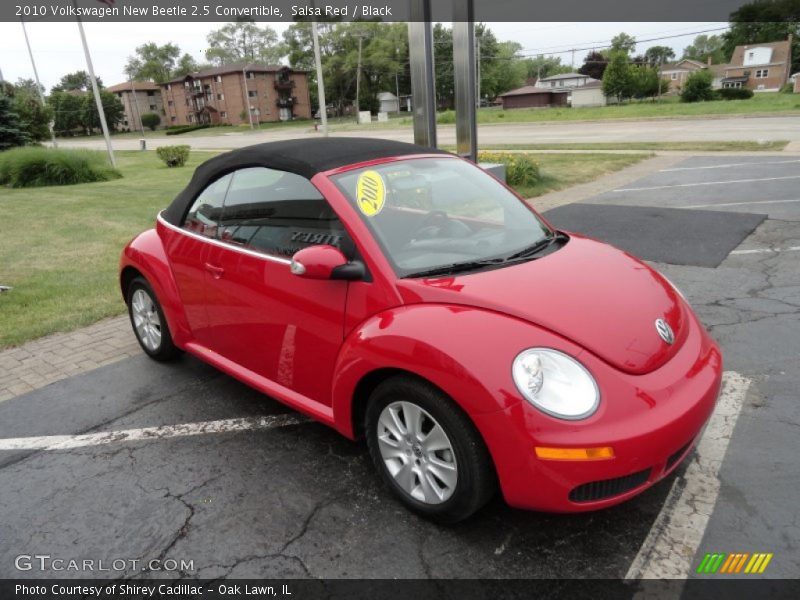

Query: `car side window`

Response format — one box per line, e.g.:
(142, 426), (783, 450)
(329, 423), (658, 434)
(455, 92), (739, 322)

(218, 167), (354, 259)
(182, 173), (233, 237)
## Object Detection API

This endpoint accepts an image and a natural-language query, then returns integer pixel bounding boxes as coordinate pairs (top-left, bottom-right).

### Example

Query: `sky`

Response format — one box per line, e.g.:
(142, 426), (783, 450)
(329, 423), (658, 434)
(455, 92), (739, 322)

(0, 21), (729, 92)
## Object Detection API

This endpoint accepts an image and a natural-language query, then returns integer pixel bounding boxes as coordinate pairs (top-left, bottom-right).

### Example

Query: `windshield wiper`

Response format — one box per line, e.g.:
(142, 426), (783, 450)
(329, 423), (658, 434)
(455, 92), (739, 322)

(504, 231), (561, 261)
(405, 257), (507, 278)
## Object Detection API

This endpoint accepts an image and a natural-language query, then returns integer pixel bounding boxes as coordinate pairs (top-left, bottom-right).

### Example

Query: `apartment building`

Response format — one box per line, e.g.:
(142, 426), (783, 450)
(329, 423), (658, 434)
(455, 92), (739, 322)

(160, 64), (311, 126)
(105, 80), (164, 131)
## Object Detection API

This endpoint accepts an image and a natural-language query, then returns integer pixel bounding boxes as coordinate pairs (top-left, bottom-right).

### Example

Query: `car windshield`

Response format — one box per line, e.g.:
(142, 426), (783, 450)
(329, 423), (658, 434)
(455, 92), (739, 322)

(331, 157), (553, 277)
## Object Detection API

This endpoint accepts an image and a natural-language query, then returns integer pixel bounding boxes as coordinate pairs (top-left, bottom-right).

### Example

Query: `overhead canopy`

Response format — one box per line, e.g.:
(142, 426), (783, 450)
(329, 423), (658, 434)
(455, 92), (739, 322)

(162, 138), (446, 226)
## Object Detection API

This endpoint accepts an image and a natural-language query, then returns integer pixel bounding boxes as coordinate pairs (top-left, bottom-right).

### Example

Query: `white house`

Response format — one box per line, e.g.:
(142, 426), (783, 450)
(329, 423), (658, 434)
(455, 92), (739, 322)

(535, 73), (599, 90)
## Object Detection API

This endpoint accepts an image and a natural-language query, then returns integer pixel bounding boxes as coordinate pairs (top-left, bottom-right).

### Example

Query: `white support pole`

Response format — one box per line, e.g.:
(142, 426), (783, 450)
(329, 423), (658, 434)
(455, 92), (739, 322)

(130, 80), (146, 138)
(73, 7), (115, 167)
(311, 21), (328, 137)
(21, 19), (58, 148)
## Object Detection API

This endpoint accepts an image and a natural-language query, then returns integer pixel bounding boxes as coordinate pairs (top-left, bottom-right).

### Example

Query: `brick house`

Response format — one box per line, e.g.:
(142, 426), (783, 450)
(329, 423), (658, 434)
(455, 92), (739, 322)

(660, 59), (707, 94)
(105, 80), (164, 131)
(661, 36), (793, 94)
(499, 86), (569, 109)
(160, 64), (311, 127)
(718, 37), (793, 91)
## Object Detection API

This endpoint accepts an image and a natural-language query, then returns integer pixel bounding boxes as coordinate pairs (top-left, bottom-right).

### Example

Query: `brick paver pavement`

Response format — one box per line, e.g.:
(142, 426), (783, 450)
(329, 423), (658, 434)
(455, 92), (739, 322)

(0, 315), (138, 402)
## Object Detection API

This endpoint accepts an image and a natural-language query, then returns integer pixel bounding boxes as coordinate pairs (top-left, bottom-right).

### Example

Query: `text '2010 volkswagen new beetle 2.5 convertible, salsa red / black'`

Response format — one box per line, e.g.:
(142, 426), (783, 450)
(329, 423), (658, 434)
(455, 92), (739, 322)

(120, 138), (722, 523)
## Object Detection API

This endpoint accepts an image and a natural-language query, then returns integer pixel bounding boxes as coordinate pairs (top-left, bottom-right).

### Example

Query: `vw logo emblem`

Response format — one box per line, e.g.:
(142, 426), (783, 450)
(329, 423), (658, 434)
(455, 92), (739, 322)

(655, 318), (674, 344)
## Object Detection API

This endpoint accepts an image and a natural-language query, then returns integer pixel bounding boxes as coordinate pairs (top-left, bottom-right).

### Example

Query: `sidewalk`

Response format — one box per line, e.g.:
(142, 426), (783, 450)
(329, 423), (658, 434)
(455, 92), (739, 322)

(0, 316), (138, 402)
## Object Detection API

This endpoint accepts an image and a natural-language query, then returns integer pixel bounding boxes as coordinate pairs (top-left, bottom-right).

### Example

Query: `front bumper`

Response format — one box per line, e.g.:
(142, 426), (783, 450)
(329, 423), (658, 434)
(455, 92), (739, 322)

(473, 313), (722, 512)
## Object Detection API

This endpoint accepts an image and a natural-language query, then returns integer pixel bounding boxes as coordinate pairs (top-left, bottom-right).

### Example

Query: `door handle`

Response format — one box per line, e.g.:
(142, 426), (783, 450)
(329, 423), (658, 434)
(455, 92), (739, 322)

(204, 262), (225, 279)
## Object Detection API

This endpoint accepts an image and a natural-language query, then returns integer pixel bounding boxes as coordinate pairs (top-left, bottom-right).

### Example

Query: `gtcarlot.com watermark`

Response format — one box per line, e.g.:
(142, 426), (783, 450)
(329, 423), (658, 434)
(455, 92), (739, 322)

(14, 554), (194, 573)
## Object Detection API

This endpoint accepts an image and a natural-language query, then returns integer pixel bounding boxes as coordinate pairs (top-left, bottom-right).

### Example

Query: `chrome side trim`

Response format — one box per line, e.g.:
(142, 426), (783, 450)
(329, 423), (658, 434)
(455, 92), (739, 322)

(156, 211), (292, 266)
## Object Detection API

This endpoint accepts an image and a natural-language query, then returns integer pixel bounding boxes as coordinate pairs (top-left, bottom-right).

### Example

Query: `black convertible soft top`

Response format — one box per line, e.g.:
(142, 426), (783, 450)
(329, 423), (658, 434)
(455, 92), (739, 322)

(161, 137), (446, 226)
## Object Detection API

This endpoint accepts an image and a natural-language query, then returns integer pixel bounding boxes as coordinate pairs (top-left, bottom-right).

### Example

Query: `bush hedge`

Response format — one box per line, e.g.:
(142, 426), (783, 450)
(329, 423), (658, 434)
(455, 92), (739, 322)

(141, 112), (161, 131)
(477, 151), (540, 187)
(0, 147), (121, 188)
(165, 124), (210, 136)
(716, 87), (754, 100)
(156, 145), (190, 167)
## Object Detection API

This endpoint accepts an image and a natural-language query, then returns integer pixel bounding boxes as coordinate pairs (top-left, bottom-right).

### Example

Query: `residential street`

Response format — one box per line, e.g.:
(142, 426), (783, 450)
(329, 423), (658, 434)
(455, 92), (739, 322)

(54, 115), (800, 151)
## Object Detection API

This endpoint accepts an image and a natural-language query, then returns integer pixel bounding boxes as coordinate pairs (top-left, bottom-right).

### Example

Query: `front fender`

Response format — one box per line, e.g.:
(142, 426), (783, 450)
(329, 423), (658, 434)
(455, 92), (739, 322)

(119, 229), (191, 348)
(330, 303), (587, 438)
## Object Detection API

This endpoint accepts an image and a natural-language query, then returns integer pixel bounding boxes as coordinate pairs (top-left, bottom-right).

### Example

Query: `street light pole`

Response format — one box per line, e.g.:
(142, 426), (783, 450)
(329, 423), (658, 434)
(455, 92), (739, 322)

(242, 67), (254, 129)
(355, 33), (365, 118)
(311, 20), (328, 137)
(21, 19), (58, 149)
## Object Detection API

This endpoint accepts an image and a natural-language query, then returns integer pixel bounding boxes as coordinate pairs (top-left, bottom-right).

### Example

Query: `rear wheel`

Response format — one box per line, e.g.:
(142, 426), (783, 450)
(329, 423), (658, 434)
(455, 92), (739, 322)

(127, 277), (181, 361)
(365, 375), (496, 523)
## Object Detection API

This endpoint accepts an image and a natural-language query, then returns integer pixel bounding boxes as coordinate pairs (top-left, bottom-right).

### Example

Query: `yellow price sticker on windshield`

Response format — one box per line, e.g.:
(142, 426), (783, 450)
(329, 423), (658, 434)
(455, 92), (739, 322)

(356, 170), (386, 217)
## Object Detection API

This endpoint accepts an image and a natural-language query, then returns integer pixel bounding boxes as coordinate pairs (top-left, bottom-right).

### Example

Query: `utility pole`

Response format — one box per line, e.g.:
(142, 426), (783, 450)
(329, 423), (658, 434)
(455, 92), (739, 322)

(242, 67), (254, 129)
(657, 56), (663, 101)
(571, 48), (576, 69)
(21, 19), (58, 149)
(74, 5), (115, 166)
(311, 20), (328, 136)
(130, 80), (146, 139)
(354, 33), (368, 119)
(475, 36), (481, 109)
(395, 72), (400, 114)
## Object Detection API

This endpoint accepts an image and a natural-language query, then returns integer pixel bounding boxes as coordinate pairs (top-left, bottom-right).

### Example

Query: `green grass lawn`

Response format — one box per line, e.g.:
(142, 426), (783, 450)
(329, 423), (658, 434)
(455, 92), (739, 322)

(332, 94), (800, 130)
(0, 150), (648, 349)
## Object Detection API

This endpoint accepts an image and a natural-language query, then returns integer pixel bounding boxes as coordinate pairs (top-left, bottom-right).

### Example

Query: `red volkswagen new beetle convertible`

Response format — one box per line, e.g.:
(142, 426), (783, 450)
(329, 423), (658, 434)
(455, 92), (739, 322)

(120, 138), (722, 522)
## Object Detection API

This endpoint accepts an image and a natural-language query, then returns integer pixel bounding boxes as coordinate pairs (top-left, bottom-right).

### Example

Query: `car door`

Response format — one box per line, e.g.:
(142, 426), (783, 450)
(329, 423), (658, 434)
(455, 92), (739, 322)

(161, 172), (233, 346)
(202, 167), (353, 406)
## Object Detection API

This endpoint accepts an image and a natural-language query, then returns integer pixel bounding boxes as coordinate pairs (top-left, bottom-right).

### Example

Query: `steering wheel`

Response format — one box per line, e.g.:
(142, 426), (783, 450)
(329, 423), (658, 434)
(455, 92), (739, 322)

(409, 210), (451, 240)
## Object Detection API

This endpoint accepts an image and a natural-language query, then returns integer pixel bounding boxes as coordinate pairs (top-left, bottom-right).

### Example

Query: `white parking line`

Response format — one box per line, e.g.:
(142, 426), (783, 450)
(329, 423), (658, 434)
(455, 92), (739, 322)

(0, 414), (310, 451)
(730, 246), (800, 255)
(626, 371), (751, 580)
(684, 198), (800, 209)
(615, 175), (800, 193)
(661, 159), (800, 172)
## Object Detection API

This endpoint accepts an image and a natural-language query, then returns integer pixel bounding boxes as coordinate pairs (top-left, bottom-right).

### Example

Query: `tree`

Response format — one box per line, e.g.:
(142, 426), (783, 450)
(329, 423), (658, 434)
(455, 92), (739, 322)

(723, 0), (799, 72)
(0, 94), (29, 150)
(141, 112), (161, 131)
(125, 43), (181, 83)
(174, 53), (201, 77)
(9, 79), (53, 141)
(602, 51), (634, 101)
(682, 34), (726, 64)
(80, 90), (124, 132)
(205, 21), (285, 65)
(631, 65), (661, 99)
(47, 90), (83, 135)
(522, 55), (572, 81)
(578, 51), (608, 80)
(610, 32), (636, 55)
(643, 45), (676, 66)
(52, 71), (100, 92)
(680, 69), (714, 102)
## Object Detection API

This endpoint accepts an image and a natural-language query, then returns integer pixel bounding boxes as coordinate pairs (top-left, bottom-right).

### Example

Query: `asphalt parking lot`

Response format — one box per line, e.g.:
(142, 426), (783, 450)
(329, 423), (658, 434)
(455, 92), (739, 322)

(1, 155), (798, 580)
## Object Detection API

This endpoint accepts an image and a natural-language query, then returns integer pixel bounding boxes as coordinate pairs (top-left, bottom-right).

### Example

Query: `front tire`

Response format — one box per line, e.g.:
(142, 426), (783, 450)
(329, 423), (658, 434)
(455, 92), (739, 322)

(365, 375), (496, 524)
(127, 276), (181, 361)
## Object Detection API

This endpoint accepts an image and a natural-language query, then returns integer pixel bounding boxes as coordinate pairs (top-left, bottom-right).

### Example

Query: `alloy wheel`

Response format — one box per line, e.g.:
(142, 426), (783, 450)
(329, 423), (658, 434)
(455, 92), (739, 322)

(131, 288), (162, 352)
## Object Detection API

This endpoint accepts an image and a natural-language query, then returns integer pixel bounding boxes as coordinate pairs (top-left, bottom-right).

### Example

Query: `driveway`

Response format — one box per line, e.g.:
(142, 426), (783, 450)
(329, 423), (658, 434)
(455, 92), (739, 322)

(0, 155), (798, 582)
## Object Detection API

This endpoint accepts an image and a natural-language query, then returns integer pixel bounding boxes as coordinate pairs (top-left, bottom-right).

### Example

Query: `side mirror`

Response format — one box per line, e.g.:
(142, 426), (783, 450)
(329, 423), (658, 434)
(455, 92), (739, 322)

(290, 245), (364, 281)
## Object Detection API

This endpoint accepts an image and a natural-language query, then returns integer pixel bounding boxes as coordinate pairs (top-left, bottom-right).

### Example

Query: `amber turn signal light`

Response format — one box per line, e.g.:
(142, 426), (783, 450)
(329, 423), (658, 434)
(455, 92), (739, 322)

(535, 446), (615, 460)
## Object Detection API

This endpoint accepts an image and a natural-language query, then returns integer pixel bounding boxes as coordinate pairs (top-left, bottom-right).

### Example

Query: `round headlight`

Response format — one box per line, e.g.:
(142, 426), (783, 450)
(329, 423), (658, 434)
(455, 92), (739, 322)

(512, 348), (599, 420)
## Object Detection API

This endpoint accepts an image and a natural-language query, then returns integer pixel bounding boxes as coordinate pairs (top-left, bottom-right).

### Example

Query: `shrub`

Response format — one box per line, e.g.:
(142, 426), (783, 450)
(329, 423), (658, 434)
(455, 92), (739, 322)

(156, 145), (190, 167)
(478, 151), (540, 187)
(140, 112), (161, 131)
(165, 124), (210, 136)
(716, 87), (754, 100)
(680, 70), (714, 102)
(436, 110), (456, 124)
(779, 83), (794, 93)
(0, 147), (120, 188)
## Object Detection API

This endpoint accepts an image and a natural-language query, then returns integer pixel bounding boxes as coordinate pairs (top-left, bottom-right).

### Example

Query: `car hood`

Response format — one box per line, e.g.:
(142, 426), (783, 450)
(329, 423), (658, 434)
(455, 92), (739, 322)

(395, 234), (689, 375)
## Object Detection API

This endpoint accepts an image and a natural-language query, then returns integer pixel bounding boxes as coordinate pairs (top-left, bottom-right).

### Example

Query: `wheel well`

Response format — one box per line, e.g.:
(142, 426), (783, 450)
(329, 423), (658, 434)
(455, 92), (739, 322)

(120, 266), (142, 304)
(351, 368), (413, 439)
